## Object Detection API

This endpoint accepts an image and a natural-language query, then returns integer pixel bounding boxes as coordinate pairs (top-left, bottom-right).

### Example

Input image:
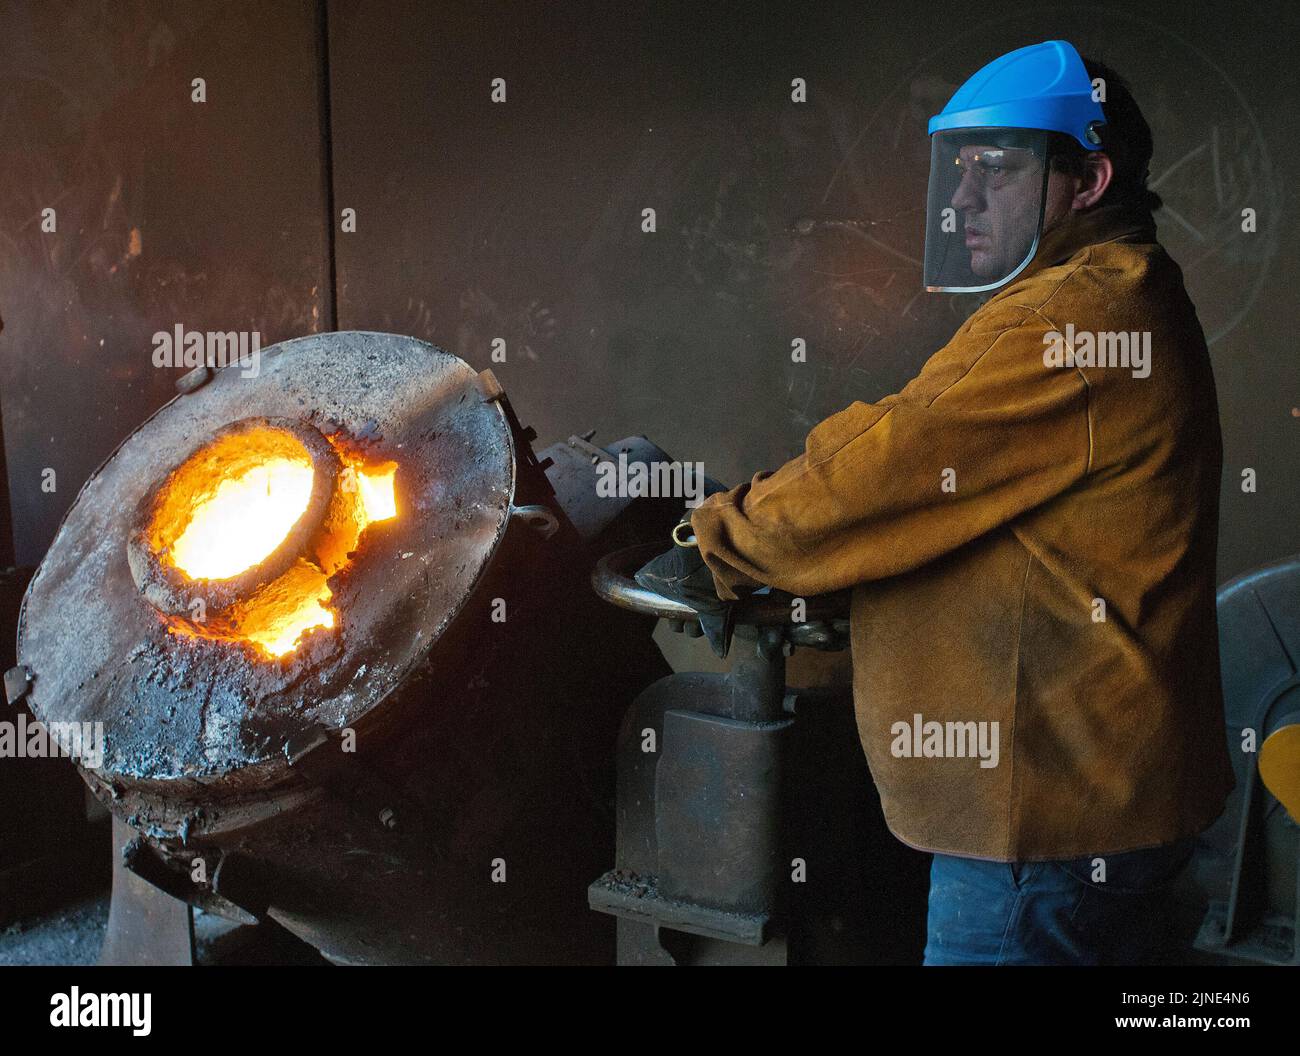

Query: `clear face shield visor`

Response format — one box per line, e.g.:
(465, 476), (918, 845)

(922, 129), (1052, 293)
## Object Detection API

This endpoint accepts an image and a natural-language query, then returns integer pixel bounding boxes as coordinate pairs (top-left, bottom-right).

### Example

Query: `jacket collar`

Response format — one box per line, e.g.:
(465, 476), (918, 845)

(987, 198), (1157, 303)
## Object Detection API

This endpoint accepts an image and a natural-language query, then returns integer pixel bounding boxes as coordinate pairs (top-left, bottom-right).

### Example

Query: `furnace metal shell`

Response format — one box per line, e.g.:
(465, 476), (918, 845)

(19, 331), (513, 793)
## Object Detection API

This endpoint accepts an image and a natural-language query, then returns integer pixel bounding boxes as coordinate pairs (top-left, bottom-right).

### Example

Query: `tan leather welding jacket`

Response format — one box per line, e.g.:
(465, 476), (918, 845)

(690, 199), (1235, 861)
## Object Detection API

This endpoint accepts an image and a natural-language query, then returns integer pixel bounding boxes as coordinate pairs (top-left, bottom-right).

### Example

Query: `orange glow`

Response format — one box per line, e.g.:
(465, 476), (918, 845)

(149, 425), (397, 660)
(355, 463), (398, 525)
(236, 561), (336, 657)
(170, 458), (314, 579)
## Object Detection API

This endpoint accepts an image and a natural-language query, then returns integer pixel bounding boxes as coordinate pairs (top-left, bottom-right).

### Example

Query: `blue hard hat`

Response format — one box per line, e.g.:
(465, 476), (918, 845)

(928, 40), (1105, 149)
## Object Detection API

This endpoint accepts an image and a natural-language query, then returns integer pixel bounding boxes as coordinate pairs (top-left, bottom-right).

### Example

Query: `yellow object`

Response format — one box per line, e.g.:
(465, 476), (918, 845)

(1260, 723), (1300, 823)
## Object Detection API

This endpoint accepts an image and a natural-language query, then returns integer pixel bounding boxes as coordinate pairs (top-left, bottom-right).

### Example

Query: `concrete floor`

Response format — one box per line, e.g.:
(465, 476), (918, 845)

(0, 888), (329, 966)
(0, 891), (108, 966)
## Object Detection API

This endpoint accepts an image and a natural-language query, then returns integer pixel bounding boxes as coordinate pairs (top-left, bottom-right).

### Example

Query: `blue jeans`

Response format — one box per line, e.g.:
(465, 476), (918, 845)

(922, 836), (1196, 965)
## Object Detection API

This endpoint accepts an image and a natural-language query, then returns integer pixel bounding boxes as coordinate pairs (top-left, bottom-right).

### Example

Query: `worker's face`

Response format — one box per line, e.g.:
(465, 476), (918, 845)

(949, 144), (1049, 280)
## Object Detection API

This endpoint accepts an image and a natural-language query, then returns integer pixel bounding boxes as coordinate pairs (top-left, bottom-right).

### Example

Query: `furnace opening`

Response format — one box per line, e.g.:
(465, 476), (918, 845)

(129, 418), (398, 660)
(153, 427), (317, 581)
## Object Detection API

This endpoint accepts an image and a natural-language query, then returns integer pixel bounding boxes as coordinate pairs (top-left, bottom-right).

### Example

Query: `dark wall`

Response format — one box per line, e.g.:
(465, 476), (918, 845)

(1, 0), (1295, 584)
(0, 0), (330, 567)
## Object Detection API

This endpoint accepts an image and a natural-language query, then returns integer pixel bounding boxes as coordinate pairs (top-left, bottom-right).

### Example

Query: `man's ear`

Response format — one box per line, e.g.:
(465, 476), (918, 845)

(1073, 153), (1114, 209)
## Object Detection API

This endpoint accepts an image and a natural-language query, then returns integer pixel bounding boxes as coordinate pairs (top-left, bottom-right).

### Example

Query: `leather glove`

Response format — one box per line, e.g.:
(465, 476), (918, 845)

(634, 511), (737, 659)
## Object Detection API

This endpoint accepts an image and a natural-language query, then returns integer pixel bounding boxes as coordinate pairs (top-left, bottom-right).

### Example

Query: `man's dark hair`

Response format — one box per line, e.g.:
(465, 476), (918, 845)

(1048, 57), (1161, 212)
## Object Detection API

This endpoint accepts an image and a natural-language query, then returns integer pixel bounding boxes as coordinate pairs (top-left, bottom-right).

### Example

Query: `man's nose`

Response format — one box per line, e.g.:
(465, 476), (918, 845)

(950, 168), (982, 213)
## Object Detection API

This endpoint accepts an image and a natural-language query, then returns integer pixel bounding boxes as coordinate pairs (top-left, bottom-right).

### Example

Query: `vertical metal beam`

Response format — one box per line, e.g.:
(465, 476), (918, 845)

(0, 314), (14, 568)
(316, 0), (339, 331)
(99, 817), (195, 966)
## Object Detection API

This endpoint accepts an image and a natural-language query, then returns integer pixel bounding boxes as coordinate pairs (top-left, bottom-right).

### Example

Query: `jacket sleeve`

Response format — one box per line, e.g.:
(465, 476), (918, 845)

(690, 317), (1093, 600)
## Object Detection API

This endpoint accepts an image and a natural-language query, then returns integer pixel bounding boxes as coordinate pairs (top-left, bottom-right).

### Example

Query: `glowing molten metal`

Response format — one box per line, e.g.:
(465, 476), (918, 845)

(144, 424), (397, 659)
(171, 458), (316, 580)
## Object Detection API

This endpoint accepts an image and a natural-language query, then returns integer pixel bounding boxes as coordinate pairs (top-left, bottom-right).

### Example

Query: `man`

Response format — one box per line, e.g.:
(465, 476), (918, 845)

(636, 40), (1234, 965)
